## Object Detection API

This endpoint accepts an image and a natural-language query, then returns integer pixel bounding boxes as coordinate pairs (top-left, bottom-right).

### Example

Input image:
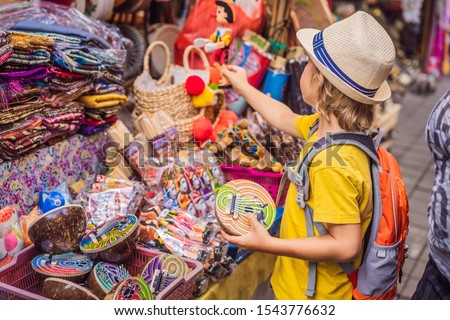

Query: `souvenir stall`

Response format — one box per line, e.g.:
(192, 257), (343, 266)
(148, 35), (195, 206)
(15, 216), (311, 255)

(0, 0), (408, 301)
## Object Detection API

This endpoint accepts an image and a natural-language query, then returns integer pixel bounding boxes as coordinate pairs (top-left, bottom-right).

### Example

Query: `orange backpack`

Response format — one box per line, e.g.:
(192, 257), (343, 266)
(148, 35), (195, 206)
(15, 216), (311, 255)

(279, 127), (410, 299)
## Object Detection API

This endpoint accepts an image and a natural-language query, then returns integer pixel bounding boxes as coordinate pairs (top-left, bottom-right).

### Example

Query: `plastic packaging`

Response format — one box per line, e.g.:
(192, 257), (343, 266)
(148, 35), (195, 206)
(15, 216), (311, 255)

(160, 150), (225, 221)
(79, 175), (145, 230)
(0, 1), (128, 50)
(157, 208), (219, 245)
(155, 227), (213, 264)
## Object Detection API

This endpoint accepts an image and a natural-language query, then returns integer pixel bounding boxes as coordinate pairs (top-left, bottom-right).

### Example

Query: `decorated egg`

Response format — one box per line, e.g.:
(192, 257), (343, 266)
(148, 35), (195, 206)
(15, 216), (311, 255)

(80, 215), (139, 264)
(87, 262), (131, 299)
(28, 205), (86, 254)
(43, 278), (99, 300)
(31, 252), (93, 283)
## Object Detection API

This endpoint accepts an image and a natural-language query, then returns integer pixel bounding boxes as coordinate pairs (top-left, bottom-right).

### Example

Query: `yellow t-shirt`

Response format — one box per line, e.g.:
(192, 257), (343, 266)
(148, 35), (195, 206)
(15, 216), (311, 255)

(270, 113), (373, 300)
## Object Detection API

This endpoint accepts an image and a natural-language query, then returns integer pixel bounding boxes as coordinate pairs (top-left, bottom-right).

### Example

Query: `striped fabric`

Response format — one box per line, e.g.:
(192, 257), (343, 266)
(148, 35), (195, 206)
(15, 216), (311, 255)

(313, 31), (378, 98)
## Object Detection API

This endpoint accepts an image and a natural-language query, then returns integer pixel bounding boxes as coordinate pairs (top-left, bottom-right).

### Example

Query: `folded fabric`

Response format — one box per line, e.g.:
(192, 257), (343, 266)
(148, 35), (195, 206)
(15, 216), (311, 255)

(0, 44), (13, 66)
(78, 122), (114, 135)
(87, 82), (124, 95)
(9, 32), (54, 52)
(44, 86), (91, 107)
(48, 77), (91, 91)
(84, 106), (121, 121)
(48, 66), (87, 79)
(12, 21), (112, 49)
(98, 68), (124, 85)
(1, 86), (42, 110)
(41, 102), (84, 118)
(77, 93), (127, 109)
(0, 66), (48, 80)
(85, 115), (118, 126)
(64, 48), (101, 66)
(0, 104), (45, 125)
(43, 112), (85, 125)
(0, 116), (43, 140)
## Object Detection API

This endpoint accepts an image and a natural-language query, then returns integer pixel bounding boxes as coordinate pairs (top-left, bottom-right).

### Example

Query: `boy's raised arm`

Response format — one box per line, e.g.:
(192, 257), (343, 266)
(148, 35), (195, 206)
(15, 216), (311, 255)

(222, 66), (299, 138)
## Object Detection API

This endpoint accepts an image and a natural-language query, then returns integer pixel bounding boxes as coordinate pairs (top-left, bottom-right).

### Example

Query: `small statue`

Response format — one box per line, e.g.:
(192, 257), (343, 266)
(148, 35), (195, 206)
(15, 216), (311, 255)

(194, 0), (236, 89)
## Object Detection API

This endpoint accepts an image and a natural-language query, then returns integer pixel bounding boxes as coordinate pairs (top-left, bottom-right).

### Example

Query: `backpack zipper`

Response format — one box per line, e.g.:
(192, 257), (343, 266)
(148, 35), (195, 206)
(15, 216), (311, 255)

(387, 154), (399, 240)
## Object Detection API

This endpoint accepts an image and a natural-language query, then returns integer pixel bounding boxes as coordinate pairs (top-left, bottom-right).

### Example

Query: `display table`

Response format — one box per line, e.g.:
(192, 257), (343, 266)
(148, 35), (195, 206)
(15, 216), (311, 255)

(0, 133), (108, 217)
(197, 251), (277, 300)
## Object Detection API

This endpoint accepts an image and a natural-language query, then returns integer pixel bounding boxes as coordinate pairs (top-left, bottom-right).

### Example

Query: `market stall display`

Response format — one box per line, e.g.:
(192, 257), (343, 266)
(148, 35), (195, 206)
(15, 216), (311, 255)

(0, 0), (422, 301)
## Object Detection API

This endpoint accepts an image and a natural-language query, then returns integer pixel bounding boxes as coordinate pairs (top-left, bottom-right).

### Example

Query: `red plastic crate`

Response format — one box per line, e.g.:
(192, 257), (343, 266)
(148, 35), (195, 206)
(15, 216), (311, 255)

(0, 245), (203, 300)
(220, 164), (287, 205)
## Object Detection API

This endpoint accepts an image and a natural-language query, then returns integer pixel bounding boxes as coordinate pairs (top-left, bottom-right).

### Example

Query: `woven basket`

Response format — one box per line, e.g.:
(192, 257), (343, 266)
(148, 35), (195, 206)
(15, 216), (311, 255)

(133, 44), (213, 142)
(133, 41), (196, 121)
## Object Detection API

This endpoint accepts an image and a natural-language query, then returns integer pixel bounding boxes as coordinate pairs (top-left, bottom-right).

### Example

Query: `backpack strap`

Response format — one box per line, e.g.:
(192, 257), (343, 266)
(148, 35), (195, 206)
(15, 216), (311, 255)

(286, 130), (382, 297)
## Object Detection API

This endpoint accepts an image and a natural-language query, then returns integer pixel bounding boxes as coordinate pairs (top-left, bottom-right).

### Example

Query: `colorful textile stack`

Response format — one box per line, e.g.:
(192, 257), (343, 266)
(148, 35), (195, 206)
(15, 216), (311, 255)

(0, 4), (127, 163)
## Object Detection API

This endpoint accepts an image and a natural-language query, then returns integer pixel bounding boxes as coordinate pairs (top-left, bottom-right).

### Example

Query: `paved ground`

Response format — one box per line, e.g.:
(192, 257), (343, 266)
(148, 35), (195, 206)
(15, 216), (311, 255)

(393, 78), (449, 299)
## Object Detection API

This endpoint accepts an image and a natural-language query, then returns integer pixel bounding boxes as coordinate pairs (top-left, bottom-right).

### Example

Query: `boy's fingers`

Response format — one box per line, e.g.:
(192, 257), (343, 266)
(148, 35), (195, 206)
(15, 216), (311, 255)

(246, 213), (259, 228)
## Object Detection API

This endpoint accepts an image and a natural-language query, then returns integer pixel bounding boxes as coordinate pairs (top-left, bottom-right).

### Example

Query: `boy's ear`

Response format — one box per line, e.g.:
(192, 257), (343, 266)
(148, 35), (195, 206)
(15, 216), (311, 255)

(317, 72), (325, 86)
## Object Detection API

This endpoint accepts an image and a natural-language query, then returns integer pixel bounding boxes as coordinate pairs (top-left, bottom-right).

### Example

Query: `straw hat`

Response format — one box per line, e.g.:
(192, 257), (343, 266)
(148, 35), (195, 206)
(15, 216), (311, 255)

(297, 11), (395, 105)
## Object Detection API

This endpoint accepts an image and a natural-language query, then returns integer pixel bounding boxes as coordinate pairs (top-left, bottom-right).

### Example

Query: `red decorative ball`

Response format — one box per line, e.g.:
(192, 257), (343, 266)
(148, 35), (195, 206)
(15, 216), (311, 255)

(218, 110), (238, 127)
(185, 75), (205, 96)
(193, 118), (213, 143)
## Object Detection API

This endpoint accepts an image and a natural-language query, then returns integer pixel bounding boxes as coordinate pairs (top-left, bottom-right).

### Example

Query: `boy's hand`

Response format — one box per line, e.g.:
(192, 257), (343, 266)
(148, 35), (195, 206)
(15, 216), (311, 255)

(221, 65), (250, 96)
(220, 213), (272, 251)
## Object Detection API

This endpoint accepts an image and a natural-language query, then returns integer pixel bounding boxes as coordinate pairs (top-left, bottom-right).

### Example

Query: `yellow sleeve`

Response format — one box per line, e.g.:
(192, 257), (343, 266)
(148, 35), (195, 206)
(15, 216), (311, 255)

(312, 167), (361, 224)
(294, 113), (320, 140)
(222, 34), (232, 46)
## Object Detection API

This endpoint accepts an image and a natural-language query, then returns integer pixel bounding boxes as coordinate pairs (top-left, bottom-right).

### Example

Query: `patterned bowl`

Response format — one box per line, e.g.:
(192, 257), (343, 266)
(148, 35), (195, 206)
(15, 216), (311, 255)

(104, 277), (154, 300)
(31, 252), (93, 283)
(87, 262), (131, 299)
(28, 205), (87, 254)
(79, 215), (139, 264)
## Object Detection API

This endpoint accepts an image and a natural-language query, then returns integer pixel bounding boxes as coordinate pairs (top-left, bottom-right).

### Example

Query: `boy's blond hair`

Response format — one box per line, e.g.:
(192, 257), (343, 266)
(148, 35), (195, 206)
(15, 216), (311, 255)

(311, 63), (376, 132)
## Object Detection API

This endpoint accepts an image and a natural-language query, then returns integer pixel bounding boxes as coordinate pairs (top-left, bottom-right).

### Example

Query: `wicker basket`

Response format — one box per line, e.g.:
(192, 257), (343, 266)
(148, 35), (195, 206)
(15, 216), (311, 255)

(133, 41), (196, 120)
(133, 44), (214, 142)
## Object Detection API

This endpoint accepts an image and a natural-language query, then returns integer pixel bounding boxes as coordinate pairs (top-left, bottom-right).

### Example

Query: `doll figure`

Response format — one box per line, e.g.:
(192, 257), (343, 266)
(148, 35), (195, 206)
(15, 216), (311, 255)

(194, 0), (236, 88)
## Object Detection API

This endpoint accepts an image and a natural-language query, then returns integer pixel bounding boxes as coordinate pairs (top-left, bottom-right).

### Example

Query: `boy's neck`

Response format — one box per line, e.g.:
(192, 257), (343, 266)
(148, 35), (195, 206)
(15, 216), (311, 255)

(316, 113), (345, 138)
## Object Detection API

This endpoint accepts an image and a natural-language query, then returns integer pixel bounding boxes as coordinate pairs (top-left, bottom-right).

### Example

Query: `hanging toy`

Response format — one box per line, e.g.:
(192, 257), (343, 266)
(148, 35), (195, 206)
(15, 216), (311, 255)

(194, 0), (236, 89)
